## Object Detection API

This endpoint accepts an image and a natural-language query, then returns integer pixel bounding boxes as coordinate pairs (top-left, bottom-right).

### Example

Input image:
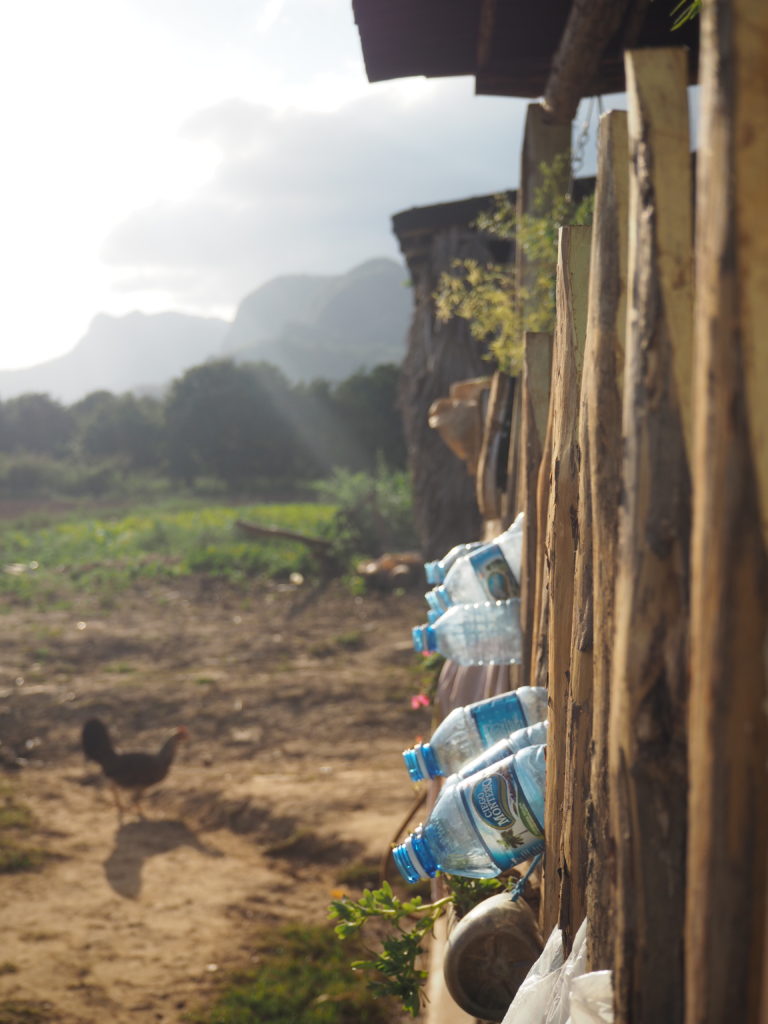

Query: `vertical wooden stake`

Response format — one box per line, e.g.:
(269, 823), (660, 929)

(609, 49), (692, 1024)
(520, 331), (554, 684)
(540, 224), (592, 936)
(584, 110), (629, 972)
(685, 1), (768, 1021)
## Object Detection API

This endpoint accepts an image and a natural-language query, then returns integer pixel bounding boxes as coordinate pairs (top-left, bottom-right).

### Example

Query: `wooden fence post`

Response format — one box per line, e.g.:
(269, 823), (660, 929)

(685, 0), (768, 1021)
(609, 49), (692, 1024)
(519, 331), (554, 684)
(540, 224), (591, 936)
(583, 110), (629, 972)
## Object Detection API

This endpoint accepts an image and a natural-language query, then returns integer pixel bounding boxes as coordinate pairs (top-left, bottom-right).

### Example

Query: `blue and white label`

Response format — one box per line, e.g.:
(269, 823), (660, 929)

(463, 760), (544, 871)
(471, 692), (527, 747)
(468, 544), (518, 600)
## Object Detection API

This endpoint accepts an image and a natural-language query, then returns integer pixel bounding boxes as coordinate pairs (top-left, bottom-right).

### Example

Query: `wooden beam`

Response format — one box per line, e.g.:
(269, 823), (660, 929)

(540, 224), (592, 937)
(583, 110), (629, 973)
(542, 0), (631, 124)
(685, 0), (768, 1021)
(609, 48), (692, 1024)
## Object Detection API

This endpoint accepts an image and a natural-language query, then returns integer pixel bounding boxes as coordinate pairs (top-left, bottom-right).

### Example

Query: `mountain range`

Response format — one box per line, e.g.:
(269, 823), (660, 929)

(0, 258), (411, 404)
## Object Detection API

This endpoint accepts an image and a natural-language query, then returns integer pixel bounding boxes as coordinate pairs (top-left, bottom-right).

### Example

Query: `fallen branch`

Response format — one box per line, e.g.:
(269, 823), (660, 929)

(234, 520), (334, 554)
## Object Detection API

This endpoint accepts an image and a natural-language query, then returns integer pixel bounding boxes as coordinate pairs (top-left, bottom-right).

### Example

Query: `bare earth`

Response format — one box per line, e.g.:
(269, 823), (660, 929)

(0, 578), (430, 1023)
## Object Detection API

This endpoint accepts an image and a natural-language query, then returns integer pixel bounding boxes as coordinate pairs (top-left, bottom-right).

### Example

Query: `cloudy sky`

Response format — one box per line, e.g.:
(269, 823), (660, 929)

(0, 0), (646, 372)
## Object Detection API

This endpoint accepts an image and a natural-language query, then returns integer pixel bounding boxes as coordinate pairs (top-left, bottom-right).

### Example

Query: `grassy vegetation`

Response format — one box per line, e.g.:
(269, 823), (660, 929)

(0, 500), (338, 607)
(0, 782), (48, 875)
(186, 923), (396, 1024)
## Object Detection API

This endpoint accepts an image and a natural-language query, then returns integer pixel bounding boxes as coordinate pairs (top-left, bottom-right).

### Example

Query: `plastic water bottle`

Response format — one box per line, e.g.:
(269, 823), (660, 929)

(402, 686), (548, 781)
(433, 513), (525, 607)
(412, 600), (523, 666)
(393, 744), (547, 880)
(425, 542), (484, 585)
(425, 588), (450, 616)
(454, 720), (548, 780)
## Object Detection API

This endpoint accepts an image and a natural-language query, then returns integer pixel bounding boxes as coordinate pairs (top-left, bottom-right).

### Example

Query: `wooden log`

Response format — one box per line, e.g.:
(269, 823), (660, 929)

(542, 0), (631, 124)
(519, 332), (554, 684)
(609, 48), (692, 1024)
(685, 1), (768, 1021)
(583, 110), (629, 972)
(540, 224), (592, 937)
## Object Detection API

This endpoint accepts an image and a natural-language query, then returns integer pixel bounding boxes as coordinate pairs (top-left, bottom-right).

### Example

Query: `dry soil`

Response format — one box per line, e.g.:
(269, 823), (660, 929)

(0, 577), (431, 1023)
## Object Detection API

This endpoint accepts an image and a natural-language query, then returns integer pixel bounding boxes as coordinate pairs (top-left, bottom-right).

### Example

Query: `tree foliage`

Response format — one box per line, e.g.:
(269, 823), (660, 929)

(434, 153), (594, 373)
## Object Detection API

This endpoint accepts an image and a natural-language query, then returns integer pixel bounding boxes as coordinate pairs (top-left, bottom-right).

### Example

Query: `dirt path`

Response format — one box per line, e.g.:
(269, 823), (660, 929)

(0, 579), (431, 1022)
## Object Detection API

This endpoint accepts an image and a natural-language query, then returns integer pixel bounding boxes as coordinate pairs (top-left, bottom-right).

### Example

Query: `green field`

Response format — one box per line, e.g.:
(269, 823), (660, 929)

(0, 501), (338, 607)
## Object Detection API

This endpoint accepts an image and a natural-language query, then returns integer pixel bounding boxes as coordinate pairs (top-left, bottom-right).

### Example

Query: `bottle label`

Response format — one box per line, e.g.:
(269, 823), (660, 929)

(468, 544), (518, 600)
(472, 693), (527, 747)
(465, 760), (544, 870)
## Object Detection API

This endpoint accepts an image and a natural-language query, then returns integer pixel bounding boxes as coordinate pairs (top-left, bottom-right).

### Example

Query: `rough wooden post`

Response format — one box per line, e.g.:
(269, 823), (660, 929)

(519, 332), (553, 684)
(583, 110), (629, 972)
(685, 1), (768, 1021)
(516, 105), (571, 332)
(516, 103), (570, 695)
(558, 350), (593, 953)
(609, 49), (692, 1024)
(540, 224), (591, 937)
(475, 370), (513, 530)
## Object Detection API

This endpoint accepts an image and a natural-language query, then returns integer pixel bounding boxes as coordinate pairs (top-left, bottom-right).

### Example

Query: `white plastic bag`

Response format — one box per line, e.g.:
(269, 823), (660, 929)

(567, 970), (613, 1024)
(501, 924), (565, 1023)
(502, 918), (613, 1024)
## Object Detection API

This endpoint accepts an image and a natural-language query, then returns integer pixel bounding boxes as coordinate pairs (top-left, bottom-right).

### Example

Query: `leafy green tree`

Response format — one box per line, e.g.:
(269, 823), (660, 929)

(434, 154), (594, 372)
(4, 393), (75, 456)
(72, 391), (165, 468)
(333, 363), (406, 471)
(165, 359), (302, 488)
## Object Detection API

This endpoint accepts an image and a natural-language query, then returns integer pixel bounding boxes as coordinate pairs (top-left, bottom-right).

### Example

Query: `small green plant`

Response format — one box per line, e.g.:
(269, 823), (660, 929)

(671, 0), (700, 28)
(330, 874), (520, 1016)
(330, 880), (452, 1017)
(434, 153), (594, 373)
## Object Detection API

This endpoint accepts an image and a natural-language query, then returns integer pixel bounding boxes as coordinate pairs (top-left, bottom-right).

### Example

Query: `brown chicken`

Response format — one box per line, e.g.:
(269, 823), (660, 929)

(82, 718), (188, 816)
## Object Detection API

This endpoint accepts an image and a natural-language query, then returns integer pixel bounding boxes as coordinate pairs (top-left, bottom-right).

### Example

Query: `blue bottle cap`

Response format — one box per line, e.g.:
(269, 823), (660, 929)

(424, 562), (438, 585)
(412, 625), (427, 653)
(424, 626), (438, 653)
(402, 747), (426, 782)
(392, 839), (424, 883)
(433, 585), (452, 609)
(418, 742), (442, 778)
(411, 827), (438, 877)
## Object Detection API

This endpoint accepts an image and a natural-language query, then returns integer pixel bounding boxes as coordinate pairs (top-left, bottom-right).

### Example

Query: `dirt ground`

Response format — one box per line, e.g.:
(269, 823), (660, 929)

(0, 577), (431, 1023)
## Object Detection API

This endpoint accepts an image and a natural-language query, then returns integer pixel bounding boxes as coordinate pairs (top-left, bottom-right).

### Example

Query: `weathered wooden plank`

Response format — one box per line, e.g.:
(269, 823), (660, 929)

(515, 103), (571, 334)
(557, 357), (593, 953)
(519, 331), (553, 684)
(583, 110), (629, 973)
(475, 370), (513, 525)
(540, 224), (592, 937)
(685, 1), (768, 1021)
(609, 48), (692, 1024)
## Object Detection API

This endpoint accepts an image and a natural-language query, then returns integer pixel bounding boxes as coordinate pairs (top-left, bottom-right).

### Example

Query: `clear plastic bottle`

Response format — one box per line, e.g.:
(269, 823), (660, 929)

(424, 542), (484, 585)
(455, 720), (548, 780)
(393, 744), (547, 880)
(412, 599), (523, 666)
(425, 588), (450, 616)
(433, 512), (525, 607)
(402, 686), (548, 781)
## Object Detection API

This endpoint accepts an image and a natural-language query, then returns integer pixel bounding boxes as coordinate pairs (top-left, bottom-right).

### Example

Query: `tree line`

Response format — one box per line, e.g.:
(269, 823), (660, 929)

(0, 359), (406, 495)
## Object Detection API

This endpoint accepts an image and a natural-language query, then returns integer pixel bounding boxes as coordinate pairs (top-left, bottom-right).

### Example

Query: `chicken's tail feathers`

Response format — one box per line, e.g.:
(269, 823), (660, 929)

(81, 718), (114, 766)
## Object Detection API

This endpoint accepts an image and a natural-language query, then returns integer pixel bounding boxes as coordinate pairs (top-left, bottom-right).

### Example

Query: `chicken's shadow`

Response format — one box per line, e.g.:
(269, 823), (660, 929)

(104, 818), (223, 900)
